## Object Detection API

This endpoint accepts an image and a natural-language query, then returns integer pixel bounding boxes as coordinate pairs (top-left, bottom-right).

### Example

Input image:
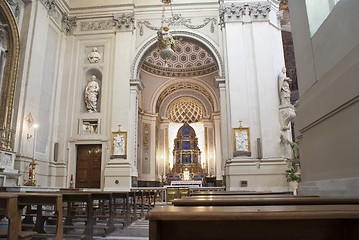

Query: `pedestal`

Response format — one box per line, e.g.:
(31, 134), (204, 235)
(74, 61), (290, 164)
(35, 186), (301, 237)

(104, 157), (132, 191)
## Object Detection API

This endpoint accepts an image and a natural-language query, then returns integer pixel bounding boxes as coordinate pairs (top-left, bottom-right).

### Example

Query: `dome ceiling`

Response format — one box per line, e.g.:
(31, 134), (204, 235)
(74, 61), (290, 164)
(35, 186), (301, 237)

(168, 97), (204, 123)
(141, 39), (217, 77)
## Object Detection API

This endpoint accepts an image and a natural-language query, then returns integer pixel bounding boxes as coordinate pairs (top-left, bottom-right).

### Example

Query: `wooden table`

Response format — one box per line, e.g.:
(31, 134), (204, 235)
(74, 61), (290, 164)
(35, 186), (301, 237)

(17, 193), (63, 239)
(172, 197), (359, 206)
(147, 205), (359, 240)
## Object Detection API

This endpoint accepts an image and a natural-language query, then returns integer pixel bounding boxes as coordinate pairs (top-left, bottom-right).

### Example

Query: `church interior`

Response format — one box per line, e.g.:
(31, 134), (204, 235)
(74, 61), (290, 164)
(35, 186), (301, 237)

(0, 0), (358, 239)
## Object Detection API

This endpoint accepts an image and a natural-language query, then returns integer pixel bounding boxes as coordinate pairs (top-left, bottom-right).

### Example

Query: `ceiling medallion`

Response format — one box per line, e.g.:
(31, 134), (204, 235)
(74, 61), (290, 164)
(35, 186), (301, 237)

(157, 0), (179, 67)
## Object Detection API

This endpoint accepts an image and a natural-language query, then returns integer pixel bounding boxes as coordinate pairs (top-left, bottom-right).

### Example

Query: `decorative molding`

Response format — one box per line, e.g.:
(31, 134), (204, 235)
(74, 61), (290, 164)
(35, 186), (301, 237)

(219, 2), (271, 26)
(80, 20), (113, 31)
(137, 15), (216, 36)
(114, 13), (134, 31)
(62, 13), (77, 35)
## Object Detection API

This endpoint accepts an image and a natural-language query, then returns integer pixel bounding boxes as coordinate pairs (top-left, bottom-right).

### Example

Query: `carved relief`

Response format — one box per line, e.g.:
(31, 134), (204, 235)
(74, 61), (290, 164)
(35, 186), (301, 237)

(80, 20), (113, 31)
(137, 15), (217, 36)
(219, 2), (271, 26)
(82, 120), (98, 134)
(142, 123), (150, 174)
(114, 13), (134, 30)
(87, 48), (102, 64)
(62, 13), (77, 35)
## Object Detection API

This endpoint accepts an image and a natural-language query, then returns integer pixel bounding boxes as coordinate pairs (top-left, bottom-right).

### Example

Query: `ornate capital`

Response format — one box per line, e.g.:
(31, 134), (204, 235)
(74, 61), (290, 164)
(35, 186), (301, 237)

(41, 0), (56, 12)
(219, 2), (271, 26)
(114, 13), (135, 31)
(62, 13), (77, 35)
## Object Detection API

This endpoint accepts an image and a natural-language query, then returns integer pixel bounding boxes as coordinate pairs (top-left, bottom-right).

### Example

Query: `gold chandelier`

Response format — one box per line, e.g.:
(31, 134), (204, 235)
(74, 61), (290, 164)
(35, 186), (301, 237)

(157, 0), (178, 67)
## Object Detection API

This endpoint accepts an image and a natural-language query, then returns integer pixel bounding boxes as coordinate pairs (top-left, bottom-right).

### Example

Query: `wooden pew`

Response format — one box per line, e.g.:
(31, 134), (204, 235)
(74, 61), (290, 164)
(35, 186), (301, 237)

(112, 192), (131, 227)
(61, 192), (93, 239)
(146, 205), (359, 240)
(0, 194), (35, 240)
(84, 191), (115, 235)
(190, 191), (291, 196)
(17, 193), (63, 239)
(172, 197), (359, 206)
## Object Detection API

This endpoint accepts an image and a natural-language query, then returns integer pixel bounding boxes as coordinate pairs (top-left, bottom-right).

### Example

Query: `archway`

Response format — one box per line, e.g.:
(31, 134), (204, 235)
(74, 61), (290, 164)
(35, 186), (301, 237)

(134, 34), (223, 186)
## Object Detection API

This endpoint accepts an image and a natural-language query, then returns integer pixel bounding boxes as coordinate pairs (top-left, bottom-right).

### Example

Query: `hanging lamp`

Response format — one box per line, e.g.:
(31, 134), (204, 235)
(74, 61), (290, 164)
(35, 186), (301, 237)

(157, 0), (178, 67)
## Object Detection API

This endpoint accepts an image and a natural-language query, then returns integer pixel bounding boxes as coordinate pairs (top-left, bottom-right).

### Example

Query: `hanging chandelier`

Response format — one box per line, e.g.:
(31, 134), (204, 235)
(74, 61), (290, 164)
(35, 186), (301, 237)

(157, 0), (178, 67)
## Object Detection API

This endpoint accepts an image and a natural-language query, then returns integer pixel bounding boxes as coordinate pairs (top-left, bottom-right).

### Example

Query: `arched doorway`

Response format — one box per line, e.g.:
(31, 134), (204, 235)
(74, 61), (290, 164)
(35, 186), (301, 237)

(135, 36), (222, 186)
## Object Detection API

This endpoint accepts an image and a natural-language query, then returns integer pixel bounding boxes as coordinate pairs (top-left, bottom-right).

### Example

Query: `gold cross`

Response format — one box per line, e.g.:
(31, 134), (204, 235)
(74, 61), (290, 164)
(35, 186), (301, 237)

(118, 124), (122, 131)
(239, 120), (243, 129)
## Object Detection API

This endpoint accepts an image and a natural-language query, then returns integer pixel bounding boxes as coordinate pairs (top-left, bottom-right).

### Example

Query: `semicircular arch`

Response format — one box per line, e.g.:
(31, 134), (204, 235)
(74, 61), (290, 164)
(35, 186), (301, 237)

(131, 30), (224, 80)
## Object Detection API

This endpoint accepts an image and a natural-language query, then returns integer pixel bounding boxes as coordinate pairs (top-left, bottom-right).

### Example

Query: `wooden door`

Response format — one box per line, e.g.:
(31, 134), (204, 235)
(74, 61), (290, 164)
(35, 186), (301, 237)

(76, 144), (102, 188)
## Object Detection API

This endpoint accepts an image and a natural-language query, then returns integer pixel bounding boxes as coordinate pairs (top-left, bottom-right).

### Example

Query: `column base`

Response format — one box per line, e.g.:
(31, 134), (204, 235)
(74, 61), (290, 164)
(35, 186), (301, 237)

(104, 158), (132, 191)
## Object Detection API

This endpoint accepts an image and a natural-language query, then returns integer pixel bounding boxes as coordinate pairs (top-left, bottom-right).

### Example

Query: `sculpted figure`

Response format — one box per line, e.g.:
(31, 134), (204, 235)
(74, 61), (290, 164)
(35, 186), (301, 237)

(88, 47), (101, 63)
(113, 134), (125, 155)
(278, 67), (292, 105)
(85, 75), (100, 112)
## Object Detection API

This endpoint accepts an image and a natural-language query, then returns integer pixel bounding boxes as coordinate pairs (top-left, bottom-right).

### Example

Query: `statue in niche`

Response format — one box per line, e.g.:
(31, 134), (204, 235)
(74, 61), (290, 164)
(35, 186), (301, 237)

(235, 131), (248, 152)
(278, 67), (292, 105)
(88, 47), (102, 63)
(85, 75), (100, 112)
(113, 134), (125, 155)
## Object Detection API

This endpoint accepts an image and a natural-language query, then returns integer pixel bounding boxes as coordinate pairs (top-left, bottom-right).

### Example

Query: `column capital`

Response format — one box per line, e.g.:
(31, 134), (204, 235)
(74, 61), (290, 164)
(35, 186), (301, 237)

(219, 1), (271, 25)
(130, 79), (144, 91)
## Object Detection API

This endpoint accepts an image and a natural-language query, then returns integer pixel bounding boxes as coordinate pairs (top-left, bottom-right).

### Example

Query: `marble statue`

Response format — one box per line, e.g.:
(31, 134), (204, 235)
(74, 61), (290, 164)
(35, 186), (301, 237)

(85, 75), (100, 112)
(278, 67), (292, 105)
(235, 131), (248, 152)
(113, 134), (125, 155)
(88, 47), (101, 63)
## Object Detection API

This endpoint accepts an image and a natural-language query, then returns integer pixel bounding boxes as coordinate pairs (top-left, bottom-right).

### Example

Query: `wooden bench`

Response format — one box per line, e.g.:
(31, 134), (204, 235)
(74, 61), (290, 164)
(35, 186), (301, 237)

(0, 193), (35, 240)
(146, 205), (359, 240)
(112, 191), (131, 227)
(190, 191), (292, 196)
(17, 193), (63, 239)
(172, 196), (358, 206)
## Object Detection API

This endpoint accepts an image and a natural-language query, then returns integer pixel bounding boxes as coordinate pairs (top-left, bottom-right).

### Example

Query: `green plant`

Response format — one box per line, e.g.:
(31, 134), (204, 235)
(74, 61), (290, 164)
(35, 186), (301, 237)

(0, 167), (4, 172)
(280, 135), (301, 182)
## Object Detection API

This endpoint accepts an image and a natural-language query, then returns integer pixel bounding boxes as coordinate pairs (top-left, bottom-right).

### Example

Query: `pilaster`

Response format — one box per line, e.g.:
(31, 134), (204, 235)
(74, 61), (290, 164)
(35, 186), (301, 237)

(128, 79), (144, 177)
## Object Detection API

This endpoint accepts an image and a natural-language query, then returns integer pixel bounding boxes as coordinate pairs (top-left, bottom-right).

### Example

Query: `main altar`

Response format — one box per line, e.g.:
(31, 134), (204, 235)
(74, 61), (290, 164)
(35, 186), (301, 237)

(167, 121), (206, 183)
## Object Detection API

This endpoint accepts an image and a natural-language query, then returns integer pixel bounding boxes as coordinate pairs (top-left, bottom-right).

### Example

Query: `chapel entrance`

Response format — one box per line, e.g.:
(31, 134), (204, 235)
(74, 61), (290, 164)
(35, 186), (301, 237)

(76, 144), (102, 188)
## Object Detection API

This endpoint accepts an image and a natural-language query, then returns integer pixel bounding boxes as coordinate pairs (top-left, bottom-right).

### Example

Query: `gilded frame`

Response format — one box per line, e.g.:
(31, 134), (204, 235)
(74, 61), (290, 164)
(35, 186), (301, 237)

(111, 131), (127, 156)
(232, 128), (251, 154)
(0, 1), (20, 150)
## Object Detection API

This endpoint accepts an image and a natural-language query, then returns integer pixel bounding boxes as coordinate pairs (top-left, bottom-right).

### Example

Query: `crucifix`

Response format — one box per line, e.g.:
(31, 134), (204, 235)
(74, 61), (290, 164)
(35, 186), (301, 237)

(239, 120), (243, 129)
(118, 124), (122, 132)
